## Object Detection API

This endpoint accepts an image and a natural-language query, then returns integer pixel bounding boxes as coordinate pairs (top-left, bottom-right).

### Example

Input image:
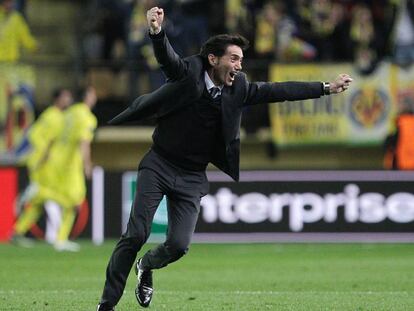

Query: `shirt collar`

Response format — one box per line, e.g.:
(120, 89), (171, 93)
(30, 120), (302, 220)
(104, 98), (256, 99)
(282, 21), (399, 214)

(204, 71), (224, 92)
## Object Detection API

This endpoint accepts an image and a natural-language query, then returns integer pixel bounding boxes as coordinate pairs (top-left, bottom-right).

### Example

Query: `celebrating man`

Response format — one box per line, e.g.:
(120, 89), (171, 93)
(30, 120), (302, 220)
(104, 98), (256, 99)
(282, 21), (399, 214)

(97, 6), (353, 310)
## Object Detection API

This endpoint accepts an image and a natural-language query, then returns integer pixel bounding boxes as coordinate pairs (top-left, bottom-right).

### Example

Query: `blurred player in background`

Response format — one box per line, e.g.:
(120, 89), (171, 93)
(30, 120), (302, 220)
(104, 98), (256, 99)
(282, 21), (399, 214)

(48, 86), (98, 252)
(13, 88), (72, 246)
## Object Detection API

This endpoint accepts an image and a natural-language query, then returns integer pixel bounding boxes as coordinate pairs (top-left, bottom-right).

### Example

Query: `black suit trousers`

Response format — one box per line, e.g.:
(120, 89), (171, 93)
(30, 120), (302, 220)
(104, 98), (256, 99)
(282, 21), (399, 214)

(100, 150), (208, 307)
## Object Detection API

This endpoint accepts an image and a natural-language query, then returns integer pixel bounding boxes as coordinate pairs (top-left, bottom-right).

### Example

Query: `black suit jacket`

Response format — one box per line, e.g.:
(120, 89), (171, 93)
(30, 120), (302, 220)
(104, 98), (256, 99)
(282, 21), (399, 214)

(109, 30), (325, 181)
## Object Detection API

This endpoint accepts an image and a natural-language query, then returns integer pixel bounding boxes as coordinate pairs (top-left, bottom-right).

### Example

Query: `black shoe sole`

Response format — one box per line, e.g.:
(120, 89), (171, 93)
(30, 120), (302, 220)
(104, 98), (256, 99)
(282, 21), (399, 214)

(135, 260), (151, 308)
(135, 289), (151, 308)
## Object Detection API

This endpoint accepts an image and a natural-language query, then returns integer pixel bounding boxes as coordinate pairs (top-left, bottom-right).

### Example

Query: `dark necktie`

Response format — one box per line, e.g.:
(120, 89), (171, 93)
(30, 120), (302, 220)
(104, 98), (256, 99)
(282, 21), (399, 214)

(209, 87), (221, 99)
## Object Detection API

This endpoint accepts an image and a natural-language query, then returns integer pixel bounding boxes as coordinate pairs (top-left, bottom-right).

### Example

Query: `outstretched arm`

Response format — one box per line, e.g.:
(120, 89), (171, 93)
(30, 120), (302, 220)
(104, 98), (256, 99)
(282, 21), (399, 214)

(244, 73), (353, 106)
(147, 7), (187, 81)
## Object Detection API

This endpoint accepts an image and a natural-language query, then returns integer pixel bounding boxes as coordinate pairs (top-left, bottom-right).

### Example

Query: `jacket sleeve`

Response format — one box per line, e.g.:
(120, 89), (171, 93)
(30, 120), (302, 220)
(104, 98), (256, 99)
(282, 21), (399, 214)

(108, 79), (190, 125)
(149, 29), (188, 81)
(243, 80), (324, 106)
(108, 93), (158, 125)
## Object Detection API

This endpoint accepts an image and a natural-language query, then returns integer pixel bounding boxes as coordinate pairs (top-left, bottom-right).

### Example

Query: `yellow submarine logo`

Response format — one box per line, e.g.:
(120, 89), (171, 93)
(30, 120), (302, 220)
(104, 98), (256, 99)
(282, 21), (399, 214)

(348, 88), (389, 128)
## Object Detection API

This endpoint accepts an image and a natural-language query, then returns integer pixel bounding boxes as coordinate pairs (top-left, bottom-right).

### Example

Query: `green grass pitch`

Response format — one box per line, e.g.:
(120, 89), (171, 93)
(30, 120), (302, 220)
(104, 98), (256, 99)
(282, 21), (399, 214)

(0, 241), (413, 310)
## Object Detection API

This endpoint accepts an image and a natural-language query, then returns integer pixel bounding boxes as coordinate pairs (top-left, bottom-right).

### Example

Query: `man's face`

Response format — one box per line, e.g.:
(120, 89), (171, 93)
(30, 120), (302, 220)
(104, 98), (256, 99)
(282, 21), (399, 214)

(57, 90), (73, 110)
(210, 45), (243, 87)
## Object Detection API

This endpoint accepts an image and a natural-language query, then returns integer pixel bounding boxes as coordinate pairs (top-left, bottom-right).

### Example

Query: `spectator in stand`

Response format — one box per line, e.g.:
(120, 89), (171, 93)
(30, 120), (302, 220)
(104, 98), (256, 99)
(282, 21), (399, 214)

(225, 0), (255, 47)
(369, 0), (395, 62)
(179, 0), (209, 55)
(390, 0), (414, 67)
(329, 1), (352, 61)
(96, 0), (132, 60)
(0, 0), (37, 63)
(255, 1), (316, 61)
(348, 3), (381, 74)
(254, 1), (279, 59)
(291, 0), (311, 25)
(304, 0), (341, 61)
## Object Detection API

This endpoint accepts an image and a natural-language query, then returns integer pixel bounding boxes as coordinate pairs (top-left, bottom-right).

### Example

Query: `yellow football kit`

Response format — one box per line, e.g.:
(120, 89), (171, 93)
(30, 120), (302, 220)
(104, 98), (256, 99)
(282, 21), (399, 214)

(14, 106), (67, 235)
(48, 103), (97, 242)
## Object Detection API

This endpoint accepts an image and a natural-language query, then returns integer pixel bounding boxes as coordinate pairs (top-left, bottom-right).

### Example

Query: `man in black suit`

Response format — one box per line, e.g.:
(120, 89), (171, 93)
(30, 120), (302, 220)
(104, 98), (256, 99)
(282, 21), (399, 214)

(97, 7), (353, 310)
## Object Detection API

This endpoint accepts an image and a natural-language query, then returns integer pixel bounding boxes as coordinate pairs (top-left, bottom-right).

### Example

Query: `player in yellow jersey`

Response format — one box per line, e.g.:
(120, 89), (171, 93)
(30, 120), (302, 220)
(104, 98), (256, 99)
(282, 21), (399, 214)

(13, 88), (73, 246)
(48, 86), (98, 252)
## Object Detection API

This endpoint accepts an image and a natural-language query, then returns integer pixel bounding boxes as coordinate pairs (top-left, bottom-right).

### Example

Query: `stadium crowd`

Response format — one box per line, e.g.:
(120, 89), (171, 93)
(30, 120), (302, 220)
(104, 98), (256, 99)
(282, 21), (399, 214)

(2, 0), (414, 111)
(75, 0), (414, 133)
(83, 0), (414, 73)
(2, 0), (414, 147)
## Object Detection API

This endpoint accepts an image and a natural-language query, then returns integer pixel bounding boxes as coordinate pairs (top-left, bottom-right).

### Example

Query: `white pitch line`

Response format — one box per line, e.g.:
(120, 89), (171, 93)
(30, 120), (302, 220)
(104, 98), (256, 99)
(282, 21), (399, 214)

(154, 290), (412, 295)
(0, 290), (411, 295)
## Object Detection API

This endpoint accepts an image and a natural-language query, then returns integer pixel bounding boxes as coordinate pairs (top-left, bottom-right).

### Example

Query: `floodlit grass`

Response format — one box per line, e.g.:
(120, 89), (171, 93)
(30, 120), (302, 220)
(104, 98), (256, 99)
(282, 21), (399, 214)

(0, 241), (413, 310)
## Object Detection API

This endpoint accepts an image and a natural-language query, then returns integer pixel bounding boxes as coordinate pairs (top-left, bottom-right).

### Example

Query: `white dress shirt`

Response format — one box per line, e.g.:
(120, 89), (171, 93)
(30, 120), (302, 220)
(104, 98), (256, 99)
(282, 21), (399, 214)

(204, 71), (223, 98)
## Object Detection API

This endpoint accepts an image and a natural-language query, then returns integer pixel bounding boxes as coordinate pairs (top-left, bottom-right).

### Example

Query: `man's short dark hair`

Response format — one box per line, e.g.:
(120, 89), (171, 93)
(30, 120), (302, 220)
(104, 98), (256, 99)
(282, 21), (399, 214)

(52, 88), (66, 101)
(200, 34), (249, 60)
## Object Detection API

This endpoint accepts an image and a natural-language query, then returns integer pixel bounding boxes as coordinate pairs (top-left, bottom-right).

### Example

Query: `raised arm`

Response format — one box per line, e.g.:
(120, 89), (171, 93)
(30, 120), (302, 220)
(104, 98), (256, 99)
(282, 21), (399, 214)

(147, 7), (188, 81)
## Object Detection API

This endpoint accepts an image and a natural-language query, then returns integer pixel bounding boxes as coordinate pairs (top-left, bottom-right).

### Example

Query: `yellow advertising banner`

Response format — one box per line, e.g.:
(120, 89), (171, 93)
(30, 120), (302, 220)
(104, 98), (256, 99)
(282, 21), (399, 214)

(269, 62), (397, 146)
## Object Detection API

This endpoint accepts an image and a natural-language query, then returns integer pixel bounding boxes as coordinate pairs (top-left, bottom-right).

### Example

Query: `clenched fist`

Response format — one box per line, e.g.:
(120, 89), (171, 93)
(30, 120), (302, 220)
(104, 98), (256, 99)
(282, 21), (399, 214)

(147, 7), (164, 34)
(329, 74), (353, 94)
